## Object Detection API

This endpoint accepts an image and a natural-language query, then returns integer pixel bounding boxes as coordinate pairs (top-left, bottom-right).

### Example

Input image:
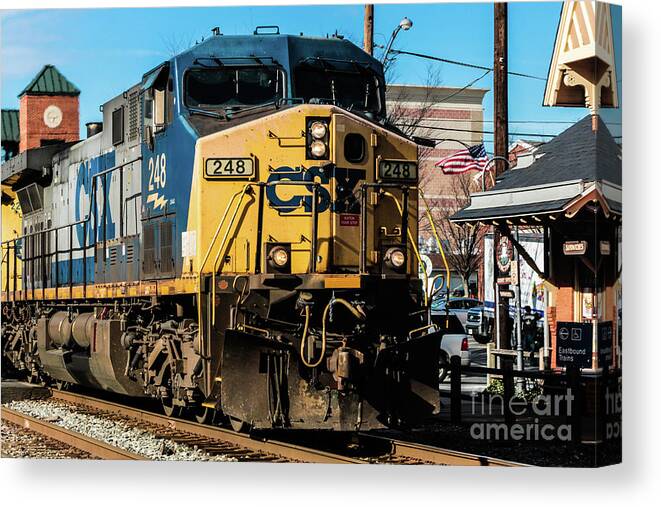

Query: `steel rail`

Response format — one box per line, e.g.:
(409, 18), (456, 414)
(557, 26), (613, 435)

(49, 390), (363, 464)
(41, 390), (523, 465)
(358, 433), (525, 466)
(1, 406), (142, 460)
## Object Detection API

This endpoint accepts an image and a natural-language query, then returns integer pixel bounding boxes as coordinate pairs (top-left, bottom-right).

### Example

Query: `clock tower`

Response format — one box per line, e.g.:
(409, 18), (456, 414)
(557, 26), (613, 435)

(18, 64), (80, 153)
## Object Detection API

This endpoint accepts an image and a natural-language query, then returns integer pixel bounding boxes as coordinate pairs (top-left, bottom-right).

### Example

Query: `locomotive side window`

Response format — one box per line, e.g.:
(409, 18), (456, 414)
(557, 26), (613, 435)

(143, 65), (171, 137)
(166, 78), (174, 124)
(185, 67), (283, 109)
(153, 86), (166, 131)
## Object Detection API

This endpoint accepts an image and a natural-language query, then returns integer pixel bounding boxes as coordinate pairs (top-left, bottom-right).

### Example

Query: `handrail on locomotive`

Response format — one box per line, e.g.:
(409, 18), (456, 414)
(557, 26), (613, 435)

(1, 158), (141, 300)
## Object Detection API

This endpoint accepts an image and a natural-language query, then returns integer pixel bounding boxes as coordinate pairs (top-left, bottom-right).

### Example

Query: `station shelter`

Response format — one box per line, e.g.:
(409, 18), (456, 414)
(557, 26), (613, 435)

(452, 114), (621, 372)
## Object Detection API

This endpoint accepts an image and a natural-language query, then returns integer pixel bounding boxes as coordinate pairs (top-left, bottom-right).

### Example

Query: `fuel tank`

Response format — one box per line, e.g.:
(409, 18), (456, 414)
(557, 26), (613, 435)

(36, 312), (145, 396)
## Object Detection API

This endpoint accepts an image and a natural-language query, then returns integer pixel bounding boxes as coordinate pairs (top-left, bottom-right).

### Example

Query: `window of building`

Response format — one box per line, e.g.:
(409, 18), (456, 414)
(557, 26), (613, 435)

(40, 139), (64, 147)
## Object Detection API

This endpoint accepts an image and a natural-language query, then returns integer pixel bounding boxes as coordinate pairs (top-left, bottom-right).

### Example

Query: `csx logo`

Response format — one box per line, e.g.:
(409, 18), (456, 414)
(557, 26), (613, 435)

(266, 166), (364, 214)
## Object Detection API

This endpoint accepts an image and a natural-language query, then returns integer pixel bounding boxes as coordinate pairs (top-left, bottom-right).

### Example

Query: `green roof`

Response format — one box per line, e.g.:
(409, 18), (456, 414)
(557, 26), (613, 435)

(18, 65), (80, 97)
(1, 109), (20, 143)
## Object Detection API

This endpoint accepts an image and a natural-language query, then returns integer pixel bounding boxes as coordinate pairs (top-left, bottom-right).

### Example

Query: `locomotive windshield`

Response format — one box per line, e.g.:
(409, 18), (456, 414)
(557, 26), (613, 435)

(185, 66), (283, 109)
(293, 59), (384, 117)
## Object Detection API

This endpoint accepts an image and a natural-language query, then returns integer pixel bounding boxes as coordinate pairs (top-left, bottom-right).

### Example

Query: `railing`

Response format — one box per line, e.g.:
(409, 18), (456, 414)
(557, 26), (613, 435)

(446, 355), (621, 443)
(359, 182), (410, 274)
(0, 158), (140, 301)
(198, 179), (323, 337)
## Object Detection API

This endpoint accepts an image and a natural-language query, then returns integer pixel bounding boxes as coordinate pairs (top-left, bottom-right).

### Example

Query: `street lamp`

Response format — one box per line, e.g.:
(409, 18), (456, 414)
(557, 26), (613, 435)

(381, 17), (413, 65)
(481, 156), (510, 192)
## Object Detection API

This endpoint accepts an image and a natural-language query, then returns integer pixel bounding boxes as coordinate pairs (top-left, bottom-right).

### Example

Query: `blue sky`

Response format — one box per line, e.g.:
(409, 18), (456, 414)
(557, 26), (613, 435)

(1, 2), (622, 151)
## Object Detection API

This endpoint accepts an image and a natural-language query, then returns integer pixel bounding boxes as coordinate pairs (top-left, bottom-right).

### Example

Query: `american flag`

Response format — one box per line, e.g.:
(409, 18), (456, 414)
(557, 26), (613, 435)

(435, 144), (489, 174)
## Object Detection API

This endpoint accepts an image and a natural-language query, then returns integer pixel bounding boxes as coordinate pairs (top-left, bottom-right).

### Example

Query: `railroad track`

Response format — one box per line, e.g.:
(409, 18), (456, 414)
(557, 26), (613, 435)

(3, 388), (523, 465)
(43, 390), (364, 463)
(357, 434), (523, 466)
(2, 407), (142, 459)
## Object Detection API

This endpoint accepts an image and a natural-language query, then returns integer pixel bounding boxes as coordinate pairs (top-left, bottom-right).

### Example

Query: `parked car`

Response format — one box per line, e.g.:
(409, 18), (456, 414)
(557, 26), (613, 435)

(431, 297), (482, 330)
(438, 333), (471, 383)
(465, 305), (495, 344)
(465, 305), (544, 346)
(429, 313), (471, 383)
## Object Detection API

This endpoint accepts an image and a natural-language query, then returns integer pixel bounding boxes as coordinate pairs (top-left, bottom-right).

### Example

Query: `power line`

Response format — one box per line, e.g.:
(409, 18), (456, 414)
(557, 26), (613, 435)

(410, 125), (622, 140)
(397, 123), (559, 138)
(401, 118), (622, 126)
(389, 49), (546, 81)
(435, 69), (492, 103)
(415, 133), (622, 144)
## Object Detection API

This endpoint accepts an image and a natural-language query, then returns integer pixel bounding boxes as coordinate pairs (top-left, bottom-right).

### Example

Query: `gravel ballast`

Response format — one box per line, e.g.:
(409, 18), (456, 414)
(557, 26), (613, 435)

(3, 400), (238, 462)
(1, 420), (96, 459)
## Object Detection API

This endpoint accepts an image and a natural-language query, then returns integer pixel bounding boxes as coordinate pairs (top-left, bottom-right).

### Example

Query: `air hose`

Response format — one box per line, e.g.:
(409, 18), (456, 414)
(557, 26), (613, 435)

(299, 298), (366, 368)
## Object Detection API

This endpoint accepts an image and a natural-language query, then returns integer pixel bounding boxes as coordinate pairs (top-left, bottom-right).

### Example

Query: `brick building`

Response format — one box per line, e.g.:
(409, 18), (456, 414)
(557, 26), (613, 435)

(508, 139), (545, 169)
(1, 64), (81, 161)
(386, 84), (488, 296)
(1, 65), (80, 266)
(16, 65), (80, 152)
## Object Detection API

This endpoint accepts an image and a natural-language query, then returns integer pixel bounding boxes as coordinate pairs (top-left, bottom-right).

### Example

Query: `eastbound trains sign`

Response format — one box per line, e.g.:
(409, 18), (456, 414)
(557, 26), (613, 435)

(556, 321), (614, 368)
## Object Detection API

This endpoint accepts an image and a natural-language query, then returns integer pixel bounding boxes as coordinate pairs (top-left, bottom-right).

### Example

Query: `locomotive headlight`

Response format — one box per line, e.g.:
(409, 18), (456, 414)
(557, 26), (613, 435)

(310, 140), (327, 158)
(385, 247), (406, 269)
(310, 121), (328, 139)
(269, 246), (289, 267)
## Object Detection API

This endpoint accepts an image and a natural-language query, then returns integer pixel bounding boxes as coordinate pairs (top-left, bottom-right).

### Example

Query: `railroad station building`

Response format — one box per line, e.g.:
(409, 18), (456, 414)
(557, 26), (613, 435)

(452, 114), (622, 371)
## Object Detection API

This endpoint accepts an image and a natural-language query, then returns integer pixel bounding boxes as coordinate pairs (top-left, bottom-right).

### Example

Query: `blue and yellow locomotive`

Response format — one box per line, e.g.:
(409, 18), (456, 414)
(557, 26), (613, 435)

(1, 28), (448, 430)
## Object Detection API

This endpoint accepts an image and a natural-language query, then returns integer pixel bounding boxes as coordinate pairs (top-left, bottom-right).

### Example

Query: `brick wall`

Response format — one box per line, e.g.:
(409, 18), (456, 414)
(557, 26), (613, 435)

(549, 286), (574, 368)
(19, 94), (79, 152)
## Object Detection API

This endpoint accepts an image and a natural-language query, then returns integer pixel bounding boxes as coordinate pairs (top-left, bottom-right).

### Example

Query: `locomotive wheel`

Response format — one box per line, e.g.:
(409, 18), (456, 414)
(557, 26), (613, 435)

(161, 397), (184, 418)
(193, 406), (214, 425)
(229, 416), (251, 433)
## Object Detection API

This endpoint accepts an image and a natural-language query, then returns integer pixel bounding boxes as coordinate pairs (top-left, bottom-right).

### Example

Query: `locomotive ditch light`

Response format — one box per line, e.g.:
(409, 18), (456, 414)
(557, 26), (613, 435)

(266, 243), (292, 273)
(384, 246), (406, 271)
(270, 247), (289, 267)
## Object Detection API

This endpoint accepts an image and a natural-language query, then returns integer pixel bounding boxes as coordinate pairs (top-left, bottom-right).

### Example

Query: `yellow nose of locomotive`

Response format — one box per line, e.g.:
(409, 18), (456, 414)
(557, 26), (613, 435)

(328, 110), (419, 276)
(186, 104), (419, 279)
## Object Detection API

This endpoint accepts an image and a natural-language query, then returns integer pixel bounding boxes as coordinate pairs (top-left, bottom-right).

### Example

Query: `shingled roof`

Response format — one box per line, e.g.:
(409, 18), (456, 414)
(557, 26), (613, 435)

(18, 65), (80, 97)
(452, 114), (622, 223)
(1, 109), (20, 143)
(492, 115), (621, 190)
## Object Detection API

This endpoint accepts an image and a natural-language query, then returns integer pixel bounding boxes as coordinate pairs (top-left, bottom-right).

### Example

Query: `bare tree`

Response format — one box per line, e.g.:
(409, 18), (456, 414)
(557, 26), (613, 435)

(385, 66), (443, 137)
(384, 60), (486, 298)
(160, 33), (195, 57)
(420, 173), (486, 297)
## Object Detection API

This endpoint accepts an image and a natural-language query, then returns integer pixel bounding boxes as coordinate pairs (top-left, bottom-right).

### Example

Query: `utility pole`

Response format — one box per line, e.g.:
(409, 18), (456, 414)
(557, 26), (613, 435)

(364, 4), (374, 55)
(493, 2), (511, 357)
(493, 2), (508, 177)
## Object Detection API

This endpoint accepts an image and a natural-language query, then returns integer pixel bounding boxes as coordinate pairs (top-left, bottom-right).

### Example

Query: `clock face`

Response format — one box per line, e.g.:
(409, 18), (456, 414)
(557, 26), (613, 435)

(43, 105), (63, 128)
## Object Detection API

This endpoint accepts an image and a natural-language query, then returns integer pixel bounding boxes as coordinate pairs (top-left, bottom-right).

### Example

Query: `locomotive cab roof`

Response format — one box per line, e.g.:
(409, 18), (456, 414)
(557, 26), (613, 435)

(137, 32), (388, 125)
(172, 31), (383, 76)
